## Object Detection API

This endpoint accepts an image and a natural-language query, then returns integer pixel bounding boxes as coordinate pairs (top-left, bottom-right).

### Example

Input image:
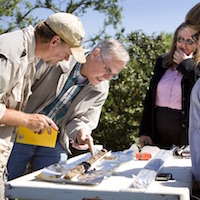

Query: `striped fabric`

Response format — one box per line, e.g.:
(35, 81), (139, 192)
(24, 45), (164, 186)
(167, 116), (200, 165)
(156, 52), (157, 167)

(40, 63), (88, 127)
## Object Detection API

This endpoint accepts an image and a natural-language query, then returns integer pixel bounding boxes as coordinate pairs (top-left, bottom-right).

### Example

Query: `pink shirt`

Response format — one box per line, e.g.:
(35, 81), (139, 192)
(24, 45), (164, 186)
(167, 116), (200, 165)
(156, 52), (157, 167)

(155, 68), (183, 110)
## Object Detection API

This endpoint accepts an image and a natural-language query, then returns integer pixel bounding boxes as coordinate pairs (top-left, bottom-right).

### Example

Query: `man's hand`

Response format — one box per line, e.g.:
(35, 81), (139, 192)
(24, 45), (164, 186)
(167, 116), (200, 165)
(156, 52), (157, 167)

(140, 135), (153, 148)
(71, 128), (94, 157)
(25, 113), (58, 134)
(0, 108), (58, 134)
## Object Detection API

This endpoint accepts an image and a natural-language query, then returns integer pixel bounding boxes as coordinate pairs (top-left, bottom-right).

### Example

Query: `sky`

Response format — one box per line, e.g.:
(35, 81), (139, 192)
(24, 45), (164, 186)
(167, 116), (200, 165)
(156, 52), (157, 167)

(3, 0), (200, 41)
(79, 0), (200, 38)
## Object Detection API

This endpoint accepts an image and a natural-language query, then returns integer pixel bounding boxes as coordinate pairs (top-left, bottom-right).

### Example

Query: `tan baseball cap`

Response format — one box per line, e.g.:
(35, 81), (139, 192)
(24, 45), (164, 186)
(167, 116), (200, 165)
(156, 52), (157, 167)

(46, 12), (86, 63)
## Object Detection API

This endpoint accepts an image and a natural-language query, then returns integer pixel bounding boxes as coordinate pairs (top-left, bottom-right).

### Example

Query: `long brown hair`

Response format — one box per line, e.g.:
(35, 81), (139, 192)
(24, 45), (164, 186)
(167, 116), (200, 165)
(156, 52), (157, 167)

(186, 3), (200, 31)
(185, 3), (200, 65)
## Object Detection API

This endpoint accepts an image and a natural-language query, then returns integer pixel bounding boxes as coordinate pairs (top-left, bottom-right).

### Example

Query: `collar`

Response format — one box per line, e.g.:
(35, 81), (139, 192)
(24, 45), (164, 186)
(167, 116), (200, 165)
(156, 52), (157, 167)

(22, 25), (37, 64)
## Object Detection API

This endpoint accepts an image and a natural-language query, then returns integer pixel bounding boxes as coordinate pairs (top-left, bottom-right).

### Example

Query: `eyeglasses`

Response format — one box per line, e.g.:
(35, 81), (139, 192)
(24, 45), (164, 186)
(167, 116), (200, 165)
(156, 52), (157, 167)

(177, 36), (194, 45)
(191, 31), (200, 42)
(100, 51), (119, 80)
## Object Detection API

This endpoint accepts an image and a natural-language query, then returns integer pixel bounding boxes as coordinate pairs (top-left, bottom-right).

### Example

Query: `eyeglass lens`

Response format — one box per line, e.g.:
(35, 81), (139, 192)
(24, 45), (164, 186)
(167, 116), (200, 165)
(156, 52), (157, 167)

(100, 51), (119, 80)
(191, 31), (200, 42)
(177, 36), (194, 45)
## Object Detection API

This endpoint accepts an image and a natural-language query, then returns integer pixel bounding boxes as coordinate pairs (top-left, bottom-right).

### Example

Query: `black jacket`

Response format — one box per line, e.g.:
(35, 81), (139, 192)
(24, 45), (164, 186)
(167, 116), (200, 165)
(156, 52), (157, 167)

(139, 54), (197, 145)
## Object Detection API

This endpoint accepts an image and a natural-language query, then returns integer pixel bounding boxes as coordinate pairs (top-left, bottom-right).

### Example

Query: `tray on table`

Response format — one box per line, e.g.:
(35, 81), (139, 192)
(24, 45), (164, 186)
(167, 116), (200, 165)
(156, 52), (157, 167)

(35, 148), (136, 185)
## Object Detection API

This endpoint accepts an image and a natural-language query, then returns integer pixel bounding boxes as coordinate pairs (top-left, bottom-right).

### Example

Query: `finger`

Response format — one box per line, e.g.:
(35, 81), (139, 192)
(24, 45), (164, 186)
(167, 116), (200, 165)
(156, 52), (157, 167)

(38, 122), (45, 134)
(49, 121), (58, 131)
(174, 49), (178, 55)
(36, 123), (44, 134)
(176, 48), (182, 53)
(87, 135), (94, 157)
(71, 141), (88, 150)
(147, 139), (153, 145)
(38, 128), (44, 134)
(189, 52), (193, 58)
(79, 133), (94, 157)
(43, 116), (58, 135)
(174, 49), (179, 56)
(80, 133), (86, 142)
(44, 116), (58, 130)
(42, 119), (51, 135)
(173, 53), (178, 60)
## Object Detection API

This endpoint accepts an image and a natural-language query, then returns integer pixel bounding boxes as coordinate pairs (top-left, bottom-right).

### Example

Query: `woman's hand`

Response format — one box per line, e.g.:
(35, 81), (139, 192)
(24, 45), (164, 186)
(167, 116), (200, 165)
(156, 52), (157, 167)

(173, 49), (193, 65)
(140, 135), (153, 148)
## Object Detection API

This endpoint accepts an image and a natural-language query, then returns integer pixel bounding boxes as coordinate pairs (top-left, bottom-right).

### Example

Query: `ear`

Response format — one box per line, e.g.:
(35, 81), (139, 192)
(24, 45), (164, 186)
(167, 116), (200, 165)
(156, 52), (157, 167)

(92, 47), (100, 59)
(49, 35), (61, 49)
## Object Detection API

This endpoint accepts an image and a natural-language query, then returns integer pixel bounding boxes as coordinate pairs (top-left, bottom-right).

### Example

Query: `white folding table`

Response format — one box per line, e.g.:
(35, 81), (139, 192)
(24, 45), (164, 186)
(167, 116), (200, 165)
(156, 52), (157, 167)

(5, 148), (192, 200)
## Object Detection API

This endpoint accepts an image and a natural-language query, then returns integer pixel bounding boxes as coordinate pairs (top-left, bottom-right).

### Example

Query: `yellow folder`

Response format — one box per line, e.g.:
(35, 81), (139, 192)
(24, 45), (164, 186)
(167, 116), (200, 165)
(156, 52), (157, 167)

(16, 126), (58, 148)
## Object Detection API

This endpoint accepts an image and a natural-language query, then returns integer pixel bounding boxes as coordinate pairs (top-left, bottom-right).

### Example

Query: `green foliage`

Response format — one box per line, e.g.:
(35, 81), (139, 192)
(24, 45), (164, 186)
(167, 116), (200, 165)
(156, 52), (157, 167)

(93, 31), (172, 151)
(0, 0), (21, 33)
(0, 0), (20, 16)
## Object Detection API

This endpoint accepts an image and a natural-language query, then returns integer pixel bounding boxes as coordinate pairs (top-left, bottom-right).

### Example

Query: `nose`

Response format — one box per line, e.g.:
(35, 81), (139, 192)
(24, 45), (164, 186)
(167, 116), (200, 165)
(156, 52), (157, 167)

(104, 74), (112, 80)
(179, 41), (187, 50)
(183, 41), (188, 46)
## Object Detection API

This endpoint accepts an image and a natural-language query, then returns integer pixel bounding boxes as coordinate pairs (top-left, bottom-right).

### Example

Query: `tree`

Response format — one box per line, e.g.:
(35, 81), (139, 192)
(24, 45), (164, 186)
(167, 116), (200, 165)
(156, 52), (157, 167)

(93, 31), (172, 151)
(0, 0), (20, 16)
(0, 0), (125, 46)
(0, 1), (174, 153)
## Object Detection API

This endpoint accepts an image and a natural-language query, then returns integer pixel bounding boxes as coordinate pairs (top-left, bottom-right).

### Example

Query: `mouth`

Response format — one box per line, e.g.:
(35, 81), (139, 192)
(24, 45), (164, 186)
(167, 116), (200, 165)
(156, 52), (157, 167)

(179, 48), (187, 53)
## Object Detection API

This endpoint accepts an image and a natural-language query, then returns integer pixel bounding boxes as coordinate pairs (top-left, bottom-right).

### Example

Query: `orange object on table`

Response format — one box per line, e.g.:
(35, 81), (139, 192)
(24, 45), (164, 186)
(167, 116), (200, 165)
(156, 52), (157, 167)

(136, 152), (151, 160)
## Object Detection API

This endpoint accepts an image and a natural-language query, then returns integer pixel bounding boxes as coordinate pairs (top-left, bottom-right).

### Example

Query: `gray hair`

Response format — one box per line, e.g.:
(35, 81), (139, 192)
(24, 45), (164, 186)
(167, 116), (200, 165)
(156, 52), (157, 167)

(96, 38), (130, 65)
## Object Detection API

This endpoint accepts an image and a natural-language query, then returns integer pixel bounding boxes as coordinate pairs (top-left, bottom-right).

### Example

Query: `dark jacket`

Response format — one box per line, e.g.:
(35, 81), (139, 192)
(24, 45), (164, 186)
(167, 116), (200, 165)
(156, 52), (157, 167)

(139, 54), (197, 145)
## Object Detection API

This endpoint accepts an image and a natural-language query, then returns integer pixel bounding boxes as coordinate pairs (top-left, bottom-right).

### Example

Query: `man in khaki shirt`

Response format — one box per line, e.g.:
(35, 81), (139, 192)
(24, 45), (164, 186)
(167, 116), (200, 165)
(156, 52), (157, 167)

(0, 12), (86, 199)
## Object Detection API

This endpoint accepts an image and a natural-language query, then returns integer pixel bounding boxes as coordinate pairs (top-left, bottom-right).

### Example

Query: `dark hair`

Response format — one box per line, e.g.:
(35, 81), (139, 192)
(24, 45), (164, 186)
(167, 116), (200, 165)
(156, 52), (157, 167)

(35, 21), (65, 44)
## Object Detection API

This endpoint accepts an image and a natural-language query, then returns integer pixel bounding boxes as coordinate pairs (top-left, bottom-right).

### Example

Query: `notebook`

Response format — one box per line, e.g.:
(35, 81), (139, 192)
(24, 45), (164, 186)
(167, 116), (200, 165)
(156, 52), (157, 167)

(16, 126), (58, 148)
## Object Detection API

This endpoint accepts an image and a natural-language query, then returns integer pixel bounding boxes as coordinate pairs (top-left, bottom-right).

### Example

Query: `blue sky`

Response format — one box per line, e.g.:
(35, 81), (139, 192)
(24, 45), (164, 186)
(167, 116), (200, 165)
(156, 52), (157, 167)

(3, 0), (199, 40)
(80, 0), (200, 38)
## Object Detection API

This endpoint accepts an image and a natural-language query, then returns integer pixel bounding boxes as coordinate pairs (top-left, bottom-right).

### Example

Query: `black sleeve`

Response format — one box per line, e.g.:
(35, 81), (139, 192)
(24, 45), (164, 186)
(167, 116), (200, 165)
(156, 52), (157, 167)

(139, 55), (163, 137)
(177, 58), (196, 84)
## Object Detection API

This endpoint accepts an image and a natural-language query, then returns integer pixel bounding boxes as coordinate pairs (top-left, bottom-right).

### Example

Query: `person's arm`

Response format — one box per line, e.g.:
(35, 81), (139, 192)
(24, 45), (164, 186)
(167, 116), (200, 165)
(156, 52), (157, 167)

(139, 55), (163, 146)
(189, 80), (200, 181)
(62, 82), (109, 156)
(0, 54), (57, 134)
(174, 49), (196, 84)
(0, 108), (57, 134)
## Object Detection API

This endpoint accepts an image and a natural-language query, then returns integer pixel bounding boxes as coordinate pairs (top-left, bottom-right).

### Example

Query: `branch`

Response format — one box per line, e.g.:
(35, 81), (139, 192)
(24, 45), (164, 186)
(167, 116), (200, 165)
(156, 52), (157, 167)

(66, 0), (87, 13)
(3, 5), (57, 33)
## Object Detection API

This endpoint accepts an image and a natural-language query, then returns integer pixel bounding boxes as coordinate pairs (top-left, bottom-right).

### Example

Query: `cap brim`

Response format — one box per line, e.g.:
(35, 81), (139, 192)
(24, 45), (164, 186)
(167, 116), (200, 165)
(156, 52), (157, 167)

(71, 46), (86, 64)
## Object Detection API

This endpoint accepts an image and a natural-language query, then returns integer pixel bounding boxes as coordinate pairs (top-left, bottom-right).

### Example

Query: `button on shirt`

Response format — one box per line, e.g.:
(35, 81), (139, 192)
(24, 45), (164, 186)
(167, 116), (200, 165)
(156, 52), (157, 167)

(40, 63), (88, 127)
(155, 68), (183, 110)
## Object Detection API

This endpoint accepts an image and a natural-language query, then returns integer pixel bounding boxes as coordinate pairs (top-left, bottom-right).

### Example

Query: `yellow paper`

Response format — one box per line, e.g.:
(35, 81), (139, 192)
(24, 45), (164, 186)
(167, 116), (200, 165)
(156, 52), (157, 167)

(16, 126), (58, 148)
